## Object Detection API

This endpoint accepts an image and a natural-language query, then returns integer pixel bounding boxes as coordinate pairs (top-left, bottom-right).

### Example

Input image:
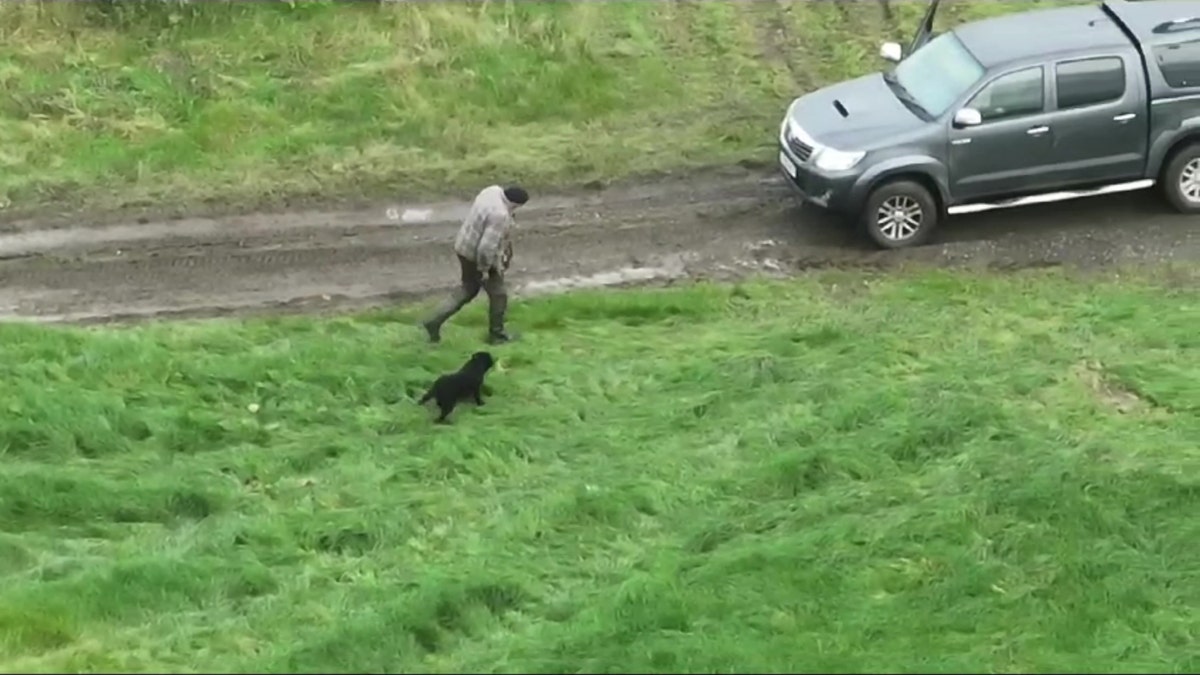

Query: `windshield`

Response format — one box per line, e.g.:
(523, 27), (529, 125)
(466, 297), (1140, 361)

(892, 32), (984, 118)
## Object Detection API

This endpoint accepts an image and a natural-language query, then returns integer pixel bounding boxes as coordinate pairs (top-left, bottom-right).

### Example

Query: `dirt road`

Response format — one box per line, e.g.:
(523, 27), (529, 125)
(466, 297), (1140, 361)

(0, 169), (1195, 324)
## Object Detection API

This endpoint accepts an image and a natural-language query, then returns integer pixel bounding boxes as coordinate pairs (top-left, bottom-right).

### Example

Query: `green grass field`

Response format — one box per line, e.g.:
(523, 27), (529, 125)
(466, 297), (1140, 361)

(0, 0), (1076, 217)
(1, 269), (1196, 673)
(3, 2), (1195, 672)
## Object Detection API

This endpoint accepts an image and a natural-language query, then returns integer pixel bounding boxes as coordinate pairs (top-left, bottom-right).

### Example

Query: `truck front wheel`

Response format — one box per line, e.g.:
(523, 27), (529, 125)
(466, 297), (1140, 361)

(860, 180), (939, 250)
(1162, 143), (1200, 213)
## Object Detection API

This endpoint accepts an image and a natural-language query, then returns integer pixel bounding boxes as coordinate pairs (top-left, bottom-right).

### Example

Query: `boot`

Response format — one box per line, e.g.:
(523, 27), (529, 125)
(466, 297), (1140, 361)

(420, 319), (442, 344)
(422, 283), (477, 344)
(487, 294), (518, 344)
(487, 330), (518, 345)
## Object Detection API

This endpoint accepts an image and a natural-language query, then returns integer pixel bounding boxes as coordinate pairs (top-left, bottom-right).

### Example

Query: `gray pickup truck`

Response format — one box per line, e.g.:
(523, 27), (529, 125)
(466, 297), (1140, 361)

(778, 0), (1200, 249)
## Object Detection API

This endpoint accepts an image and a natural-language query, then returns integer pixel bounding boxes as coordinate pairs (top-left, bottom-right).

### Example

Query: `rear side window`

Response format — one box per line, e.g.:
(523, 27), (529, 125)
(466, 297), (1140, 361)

(1055, 57), (1126, 109)
(1155, 40), (1200, 88)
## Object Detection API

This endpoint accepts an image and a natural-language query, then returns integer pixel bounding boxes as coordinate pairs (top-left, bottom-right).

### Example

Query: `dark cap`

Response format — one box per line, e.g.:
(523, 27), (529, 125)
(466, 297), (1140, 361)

(503, 186), (529, 205)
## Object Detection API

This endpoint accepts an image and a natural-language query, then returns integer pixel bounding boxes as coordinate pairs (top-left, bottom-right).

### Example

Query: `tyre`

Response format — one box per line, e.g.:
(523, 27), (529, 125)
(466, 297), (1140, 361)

(1161, 143), (1200, 213)
(860, 180), (939, 250)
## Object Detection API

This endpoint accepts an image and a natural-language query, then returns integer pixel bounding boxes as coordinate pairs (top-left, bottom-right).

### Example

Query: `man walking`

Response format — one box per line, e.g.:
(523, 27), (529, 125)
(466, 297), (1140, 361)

(421, 184), (529, 345)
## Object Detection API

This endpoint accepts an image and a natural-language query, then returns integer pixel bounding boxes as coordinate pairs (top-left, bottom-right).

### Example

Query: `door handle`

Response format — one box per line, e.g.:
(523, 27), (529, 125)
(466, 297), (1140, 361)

(1114, 113), (1136, 122)
(1027, 126), (1050, 136)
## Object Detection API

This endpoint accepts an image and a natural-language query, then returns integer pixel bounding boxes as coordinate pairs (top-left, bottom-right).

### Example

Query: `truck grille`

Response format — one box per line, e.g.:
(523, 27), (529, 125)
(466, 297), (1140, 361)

(786, 133), (813, 162)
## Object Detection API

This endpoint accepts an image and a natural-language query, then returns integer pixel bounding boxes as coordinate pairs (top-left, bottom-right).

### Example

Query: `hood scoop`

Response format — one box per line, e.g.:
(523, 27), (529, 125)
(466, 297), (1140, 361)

(833, 100), (850, 118)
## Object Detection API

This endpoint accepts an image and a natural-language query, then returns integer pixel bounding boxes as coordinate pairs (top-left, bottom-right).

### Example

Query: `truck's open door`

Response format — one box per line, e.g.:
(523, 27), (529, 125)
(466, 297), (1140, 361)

(908, 0), (942, 55)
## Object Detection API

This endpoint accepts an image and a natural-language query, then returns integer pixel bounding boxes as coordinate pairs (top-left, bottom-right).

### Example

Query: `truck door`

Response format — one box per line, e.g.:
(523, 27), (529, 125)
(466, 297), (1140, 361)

(909, 0), (943, 54)
(1041, 53), (1149, 187)
(948, 65), (1057, 201)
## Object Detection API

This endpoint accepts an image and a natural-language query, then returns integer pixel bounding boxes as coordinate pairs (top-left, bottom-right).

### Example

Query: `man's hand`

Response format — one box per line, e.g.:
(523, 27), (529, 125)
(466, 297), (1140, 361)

(501, 240), (514, 271)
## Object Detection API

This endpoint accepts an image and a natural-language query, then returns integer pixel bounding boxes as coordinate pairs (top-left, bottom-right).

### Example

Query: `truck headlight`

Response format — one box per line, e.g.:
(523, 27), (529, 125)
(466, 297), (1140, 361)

(814, 147), (865, 172)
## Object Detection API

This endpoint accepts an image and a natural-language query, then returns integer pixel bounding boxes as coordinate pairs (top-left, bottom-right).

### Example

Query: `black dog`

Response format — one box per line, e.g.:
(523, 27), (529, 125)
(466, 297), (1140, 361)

(418, 351), (496, 423)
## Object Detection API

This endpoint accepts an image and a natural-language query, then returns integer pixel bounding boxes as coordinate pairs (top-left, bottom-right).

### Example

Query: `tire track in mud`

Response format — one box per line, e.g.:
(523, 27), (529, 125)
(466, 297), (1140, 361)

(0, 173), (796, 322)
(0, 170), (1195, 324)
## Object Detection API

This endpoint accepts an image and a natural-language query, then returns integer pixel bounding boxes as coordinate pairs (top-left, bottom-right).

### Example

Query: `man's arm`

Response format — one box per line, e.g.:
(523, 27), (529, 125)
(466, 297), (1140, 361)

(475, 212), (512, 272)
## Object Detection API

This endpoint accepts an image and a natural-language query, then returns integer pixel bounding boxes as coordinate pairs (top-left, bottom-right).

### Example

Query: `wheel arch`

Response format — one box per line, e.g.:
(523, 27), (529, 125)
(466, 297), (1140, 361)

(853, 159), (950, 217)
(868, 172), (946, 216)
(1157, 134), (1200, 183)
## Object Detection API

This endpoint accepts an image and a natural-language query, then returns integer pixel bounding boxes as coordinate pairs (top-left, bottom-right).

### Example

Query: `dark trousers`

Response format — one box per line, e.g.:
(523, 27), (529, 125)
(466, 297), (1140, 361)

(425, 255), (508, 336)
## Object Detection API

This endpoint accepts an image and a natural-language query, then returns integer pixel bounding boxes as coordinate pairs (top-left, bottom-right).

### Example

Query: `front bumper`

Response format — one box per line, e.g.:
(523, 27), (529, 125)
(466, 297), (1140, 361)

(777, 145), (858, 214)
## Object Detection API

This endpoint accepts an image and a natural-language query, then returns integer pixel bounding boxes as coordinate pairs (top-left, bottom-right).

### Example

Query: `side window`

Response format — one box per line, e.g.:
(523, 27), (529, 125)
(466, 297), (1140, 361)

(1056, 57), (1126, 109)
(1155, 40), (1200, 89)
(968, 67), (1045, 123)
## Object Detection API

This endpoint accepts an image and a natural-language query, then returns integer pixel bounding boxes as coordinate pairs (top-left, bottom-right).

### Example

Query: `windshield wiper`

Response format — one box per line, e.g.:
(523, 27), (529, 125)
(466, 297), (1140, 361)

(883, 72), (931, 119)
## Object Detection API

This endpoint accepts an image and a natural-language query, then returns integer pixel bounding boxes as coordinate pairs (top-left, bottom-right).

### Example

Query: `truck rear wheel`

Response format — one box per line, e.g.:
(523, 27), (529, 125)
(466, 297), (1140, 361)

(861, 180), (939, 250)
(1162, 143), (1200, 214)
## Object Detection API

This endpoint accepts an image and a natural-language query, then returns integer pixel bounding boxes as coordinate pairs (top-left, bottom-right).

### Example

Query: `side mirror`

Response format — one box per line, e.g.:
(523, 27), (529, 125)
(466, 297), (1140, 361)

(953, 108), (983, 128)
(880, 42), (903, 63)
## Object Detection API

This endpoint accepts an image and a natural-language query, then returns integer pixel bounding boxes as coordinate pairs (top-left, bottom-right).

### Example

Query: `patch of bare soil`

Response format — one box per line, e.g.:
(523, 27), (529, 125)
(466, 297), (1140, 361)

(1071, 360), (1146, 415)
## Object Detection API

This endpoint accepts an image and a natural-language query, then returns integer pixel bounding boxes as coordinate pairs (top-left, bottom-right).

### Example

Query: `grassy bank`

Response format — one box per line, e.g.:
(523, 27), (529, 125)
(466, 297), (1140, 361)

(0, 268), (1196, 672)
(0, 0), (1074, 217)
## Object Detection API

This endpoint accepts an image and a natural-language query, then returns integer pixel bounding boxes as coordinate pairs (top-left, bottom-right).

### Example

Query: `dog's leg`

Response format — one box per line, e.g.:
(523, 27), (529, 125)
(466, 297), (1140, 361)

(473, 384), (485, 406)
(435, 397), (456, 423)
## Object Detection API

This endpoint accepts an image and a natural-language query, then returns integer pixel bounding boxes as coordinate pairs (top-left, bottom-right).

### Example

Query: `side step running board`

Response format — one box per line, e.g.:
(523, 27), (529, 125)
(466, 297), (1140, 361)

(947, 179), (1155, 216)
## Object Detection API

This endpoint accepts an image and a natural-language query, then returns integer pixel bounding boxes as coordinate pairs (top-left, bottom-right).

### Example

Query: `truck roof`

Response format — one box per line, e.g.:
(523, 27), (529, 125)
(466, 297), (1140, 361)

(953, 5), (1133, 68)
(1103, 0), (1200, 45)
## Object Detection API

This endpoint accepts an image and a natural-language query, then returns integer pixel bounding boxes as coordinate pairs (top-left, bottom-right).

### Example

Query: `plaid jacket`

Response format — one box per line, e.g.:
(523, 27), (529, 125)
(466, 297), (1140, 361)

(453, 185), (513, 272)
